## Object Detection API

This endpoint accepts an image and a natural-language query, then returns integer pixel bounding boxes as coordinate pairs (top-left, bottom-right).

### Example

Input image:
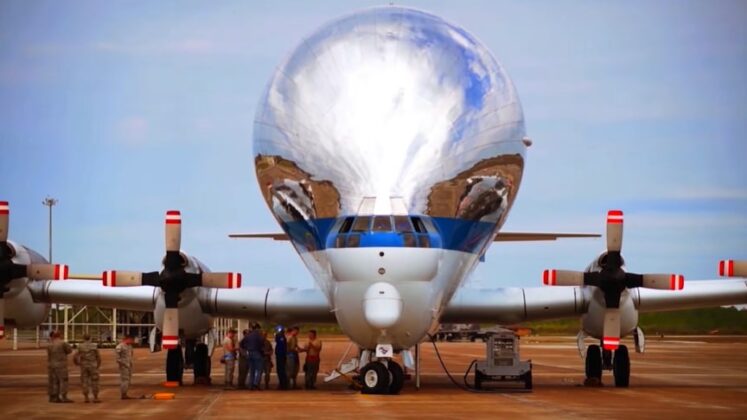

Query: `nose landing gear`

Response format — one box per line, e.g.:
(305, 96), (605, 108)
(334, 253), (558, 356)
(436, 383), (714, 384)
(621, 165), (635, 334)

(360, 360), (405, 395)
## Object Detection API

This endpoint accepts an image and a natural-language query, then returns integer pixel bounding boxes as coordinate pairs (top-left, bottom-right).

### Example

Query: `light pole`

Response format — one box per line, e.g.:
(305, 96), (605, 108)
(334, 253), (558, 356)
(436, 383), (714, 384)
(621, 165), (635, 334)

(42, 197), (58, 262)
(42, 197), (58, 335)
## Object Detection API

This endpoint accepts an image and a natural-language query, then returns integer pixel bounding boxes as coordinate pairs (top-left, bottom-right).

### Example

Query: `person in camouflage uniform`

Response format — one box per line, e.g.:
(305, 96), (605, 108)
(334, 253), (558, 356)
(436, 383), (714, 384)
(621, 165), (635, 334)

(47, 331), (73, 403)
(74, 334), (101, 403)
(115, 334), (134, 399)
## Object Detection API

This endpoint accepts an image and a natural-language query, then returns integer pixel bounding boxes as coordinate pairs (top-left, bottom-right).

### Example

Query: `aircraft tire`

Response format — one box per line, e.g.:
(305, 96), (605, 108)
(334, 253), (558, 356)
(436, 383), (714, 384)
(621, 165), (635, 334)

(613, 345), (630, 388)
(387, 361), (405, 394)
(360, 362), (390, 394)
(585, 345), (602, 381)
(166, 346), (184, 385)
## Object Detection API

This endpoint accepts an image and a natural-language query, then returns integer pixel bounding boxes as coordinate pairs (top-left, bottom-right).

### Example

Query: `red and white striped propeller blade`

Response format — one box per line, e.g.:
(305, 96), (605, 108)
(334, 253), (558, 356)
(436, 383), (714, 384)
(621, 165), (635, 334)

(102, 270), (144, 287)
(200, 272), (242, 289)
(0, 201), (9, 242)
(602, 308), (621, 350)
(719, 260), (747, 278)
(606, 210), (624, 253)
(162, 307), (179, 350)
(164, 210), (182, 253)
(642, 274), (684, 290)
(543, 269), (584, 286)
(26, 264), (69, 280)
(0, 299), (5, 340)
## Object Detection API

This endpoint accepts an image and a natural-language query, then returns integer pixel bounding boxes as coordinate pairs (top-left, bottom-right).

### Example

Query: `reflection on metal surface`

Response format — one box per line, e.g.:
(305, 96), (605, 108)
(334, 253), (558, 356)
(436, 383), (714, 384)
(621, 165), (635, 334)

(253, 6), (527, 233)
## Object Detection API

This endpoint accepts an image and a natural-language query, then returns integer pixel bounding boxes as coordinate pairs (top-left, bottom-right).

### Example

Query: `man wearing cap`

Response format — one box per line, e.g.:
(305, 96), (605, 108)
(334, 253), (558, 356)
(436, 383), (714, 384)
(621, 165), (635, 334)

(74, 334), (101, 403)
(222, 328), (237, 389)
(115, 334), (135, 399)
(274, 325), (288, 390)
(47, 331), (73, 403)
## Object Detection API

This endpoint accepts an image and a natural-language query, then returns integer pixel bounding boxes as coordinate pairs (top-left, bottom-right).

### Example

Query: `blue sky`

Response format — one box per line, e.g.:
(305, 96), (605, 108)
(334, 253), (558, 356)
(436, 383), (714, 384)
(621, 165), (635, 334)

(1, 0), (745, 289)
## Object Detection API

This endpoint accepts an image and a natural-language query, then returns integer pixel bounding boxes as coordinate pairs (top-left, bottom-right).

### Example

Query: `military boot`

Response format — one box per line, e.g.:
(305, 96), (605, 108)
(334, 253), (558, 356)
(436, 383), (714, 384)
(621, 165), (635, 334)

(59, 394), (74, 403)
(84, 394), (90, 403)
(49, 395), (60, 403)
(93, 394), (101, 403)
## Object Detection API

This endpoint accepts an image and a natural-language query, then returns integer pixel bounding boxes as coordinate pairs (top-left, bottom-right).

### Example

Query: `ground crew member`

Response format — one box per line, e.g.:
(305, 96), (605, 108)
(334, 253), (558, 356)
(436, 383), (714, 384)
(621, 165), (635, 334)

(222, 328), (237, 389)
(286, 326), (300, 389)
(237, 329), (249, 389)
(240, 323), (264, 390)
(300, 329), (322, 390)
(274, 325), (288, 390)
(47, 331), (73, 403)
(115, 334), (135, 399)
(261, 330), (274, 390)
(46, 330), (55, 401)
(74, 334), (101, 403)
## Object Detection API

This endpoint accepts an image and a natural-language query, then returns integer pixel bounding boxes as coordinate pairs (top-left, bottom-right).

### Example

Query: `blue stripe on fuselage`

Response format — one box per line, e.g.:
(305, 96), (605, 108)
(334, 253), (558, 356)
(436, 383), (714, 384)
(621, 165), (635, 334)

(281, 216), (497, 255)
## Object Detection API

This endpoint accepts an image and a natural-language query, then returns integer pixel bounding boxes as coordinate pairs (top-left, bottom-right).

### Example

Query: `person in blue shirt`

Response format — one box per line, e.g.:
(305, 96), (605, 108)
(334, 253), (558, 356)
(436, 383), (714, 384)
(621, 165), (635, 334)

(240, 323), (264, 390)
(274, 325), (289, 390)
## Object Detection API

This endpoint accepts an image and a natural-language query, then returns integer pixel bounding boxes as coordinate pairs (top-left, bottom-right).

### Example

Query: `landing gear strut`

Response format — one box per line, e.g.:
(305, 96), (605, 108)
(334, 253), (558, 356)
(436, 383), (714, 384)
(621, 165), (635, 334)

(360, 360), (404, 395)
(584, 343), (630, 387)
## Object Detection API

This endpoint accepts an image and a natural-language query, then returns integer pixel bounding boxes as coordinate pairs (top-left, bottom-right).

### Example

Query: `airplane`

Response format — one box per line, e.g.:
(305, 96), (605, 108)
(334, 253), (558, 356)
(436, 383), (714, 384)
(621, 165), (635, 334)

(1, 6), (746, 395)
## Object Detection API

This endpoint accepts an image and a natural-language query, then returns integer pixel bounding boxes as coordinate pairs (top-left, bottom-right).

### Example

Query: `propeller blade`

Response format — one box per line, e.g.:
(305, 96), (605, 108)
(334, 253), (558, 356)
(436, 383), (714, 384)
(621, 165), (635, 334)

(26, 264), (69, 280)
(162, 307), (179, 350)
(200, 272), (242, 289)
(0, 298), (4, 339)
(165, 210), (182, 253)
(543, 269), (584, 286)
(102, 270), (144, 287)
(606, 210), (623, 252)
(641, 274), (684, 290)
(602, 308), (621, 350)
(719, 260), (747, 278)
(0, 201), (8, 242)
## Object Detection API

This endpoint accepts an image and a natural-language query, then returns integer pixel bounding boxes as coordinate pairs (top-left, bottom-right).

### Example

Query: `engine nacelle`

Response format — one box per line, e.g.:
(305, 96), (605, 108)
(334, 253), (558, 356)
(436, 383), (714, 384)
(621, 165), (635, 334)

(153, 252), (212, 339)
(3, 241), (52, 327)
(581, 251), (638, 339)
(581, 287), (638, 340)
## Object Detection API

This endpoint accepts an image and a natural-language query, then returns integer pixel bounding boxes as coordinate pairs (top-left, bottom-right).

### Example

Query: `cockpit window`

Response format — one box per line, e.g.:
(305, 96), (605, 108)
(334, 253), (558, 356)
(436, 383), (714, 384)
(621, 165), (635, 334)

(411, 217), (427, 233)
(351, 216), (371, 232)
(372, 215), (393, 232)
(339, 217), (354, 233)
(394, 215), (414, 232)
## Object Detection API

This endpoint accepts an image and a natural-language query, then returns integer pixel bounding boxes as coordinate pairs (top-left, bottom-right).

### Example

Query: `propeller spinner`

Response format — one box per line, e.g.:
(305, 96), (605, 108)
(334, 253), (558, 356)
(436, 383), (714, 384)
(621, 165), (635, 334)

(542, 210), (684, 350)
(101, 210), (241, 349)
(0, 201), (69, 339)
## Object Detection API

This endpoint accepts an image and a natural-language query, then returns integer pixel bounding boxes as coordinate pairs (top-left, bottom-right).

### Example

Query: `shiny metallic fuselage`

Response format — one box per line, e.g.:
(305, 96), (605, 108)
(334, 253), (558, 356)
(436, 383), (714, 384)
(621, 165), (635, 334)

(253, 7), (527, 349)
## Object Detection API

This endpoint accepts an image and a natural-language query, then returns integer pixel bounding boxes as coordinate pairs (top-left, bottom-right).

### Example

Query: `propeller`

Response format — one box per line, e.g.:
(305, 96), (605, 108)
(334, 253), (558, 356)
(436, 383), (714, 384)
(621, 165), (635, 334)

(101, 210), (241, 349)
(542, 210), (684, 351)
(0, 201), (69, 339)
(719, 260), (747, 278)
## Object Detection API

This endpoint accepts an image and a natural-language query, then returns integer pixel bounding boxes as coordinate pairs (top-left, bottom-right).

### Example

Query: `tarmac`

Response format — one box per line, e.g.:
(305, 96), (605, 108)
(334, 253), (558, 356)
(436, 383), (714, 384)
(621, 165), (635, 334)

(0, 335), (746, 419)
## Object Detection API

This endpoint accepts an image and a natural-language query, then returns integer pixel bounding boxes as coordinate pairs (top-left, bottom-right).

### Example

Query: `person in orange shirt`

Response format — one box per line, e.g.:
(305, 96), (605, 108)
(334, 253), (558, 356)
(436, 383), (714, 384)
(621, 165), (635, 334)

(299, 329), (322, 390)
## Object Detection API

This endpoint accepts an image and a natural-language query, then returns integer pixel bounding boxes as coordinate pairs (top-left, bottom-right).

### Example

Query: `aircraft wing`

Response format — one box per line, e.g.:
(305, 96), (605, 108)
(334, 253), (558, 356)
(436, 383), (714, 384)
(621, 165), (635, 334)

(29, 278), (746, 327)
(29, 280), (335, 324)
(228, 231), (600, 242)
(441, 279), (747, 324)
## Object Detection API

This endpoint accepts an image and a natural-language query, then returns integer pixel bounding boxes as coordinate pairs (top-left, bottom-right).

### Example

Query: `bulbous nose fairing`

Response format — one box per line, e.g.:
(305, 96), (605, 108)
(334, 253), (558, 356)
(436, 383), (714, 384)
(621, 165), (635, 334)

(254, 6), (526, 227)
